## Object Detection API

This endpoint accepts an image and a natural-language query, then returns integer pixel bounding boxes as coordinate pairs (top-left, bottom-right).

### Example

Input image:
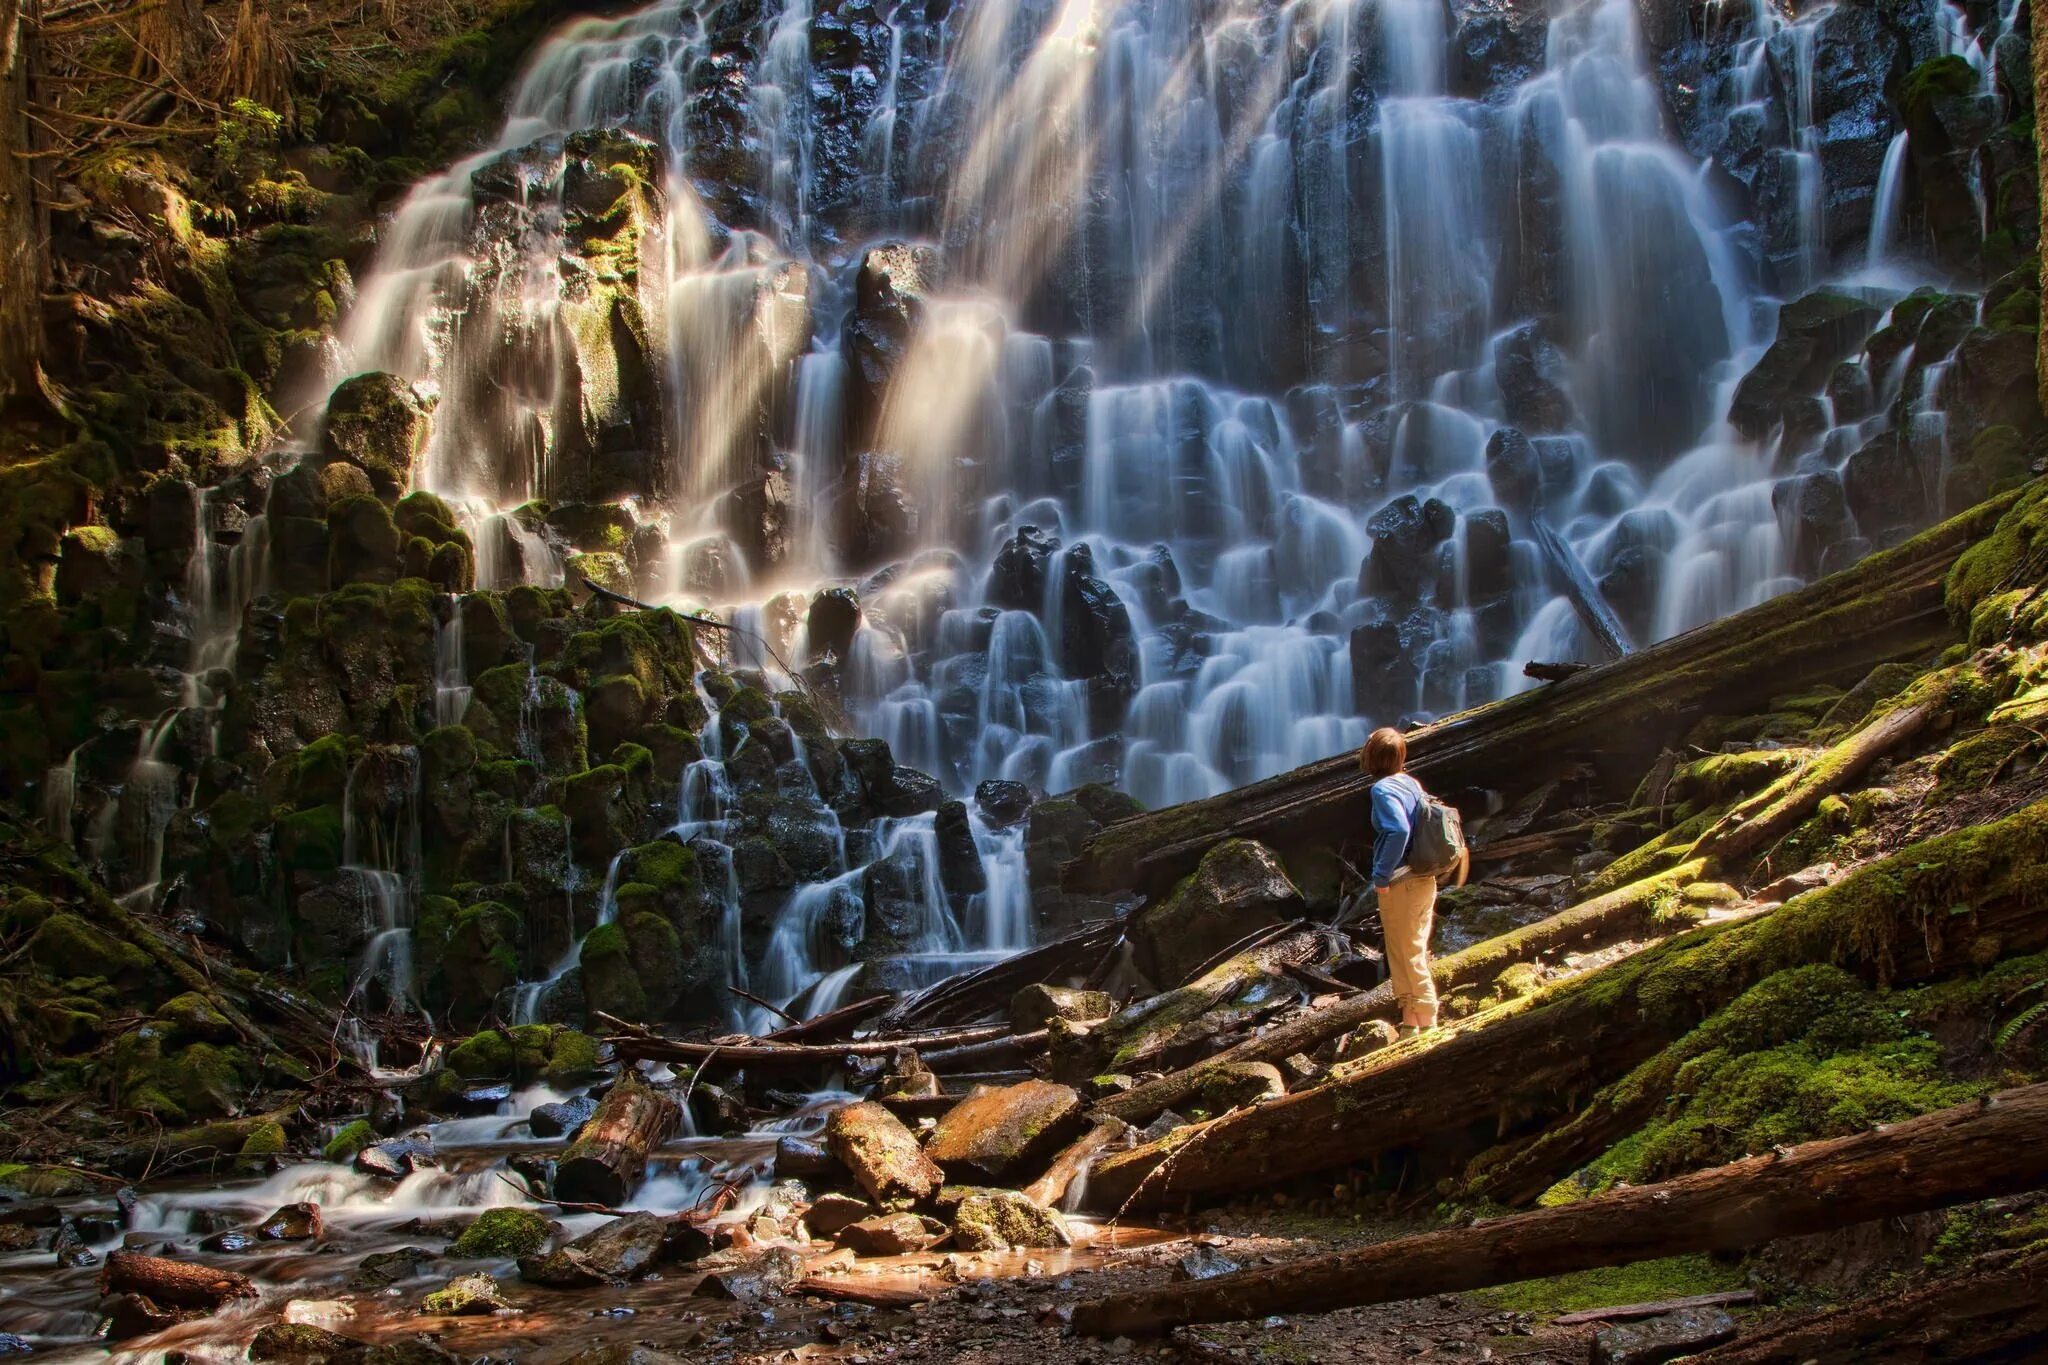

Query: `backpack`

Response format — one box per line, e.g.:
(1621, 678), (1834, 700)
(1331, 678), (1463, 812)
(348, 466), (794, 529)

(1407, 787), (1469, 887)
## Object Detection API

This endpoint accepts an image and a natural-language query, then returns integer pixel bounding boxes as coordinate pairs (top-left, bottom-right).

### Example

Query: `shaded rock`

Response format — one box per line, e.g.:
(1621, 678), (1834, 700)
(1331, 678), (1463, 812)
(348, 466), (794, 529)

(554, 1347), (688, 1365)
(1009, 984), (1114, 1033)
(257, 1203), (323, 1242)
(1172, 1245), (1243, 1281)
(1492, 325), (1574, 432)
(249, 1323), (370, 1364)
(805, 588), (862, 661)
(951, 1191), (1072, 1252)
(774, 1134), (842, 1180)
(103, 1293), (192, 1340)
(1727, 291), (1885, 440)
(516, 1212), (668, 1287)
(1591, 1307), (1738, 1365)
(694, 1245), (805, 1303)
(1361, 495), (1456, 603)
(835, 1212), (939, 1256)
(1057, 542), (1137, 680)
(528, 1096), (597, 1140)
(926, 1080), (1087, 1182)
(801, 1192), (874, 1238)
(347, 1247), (437, 1291)
(1127, 839), (1303, 988)
(974, 779), (1033, 827)
(320, 372), (433, 501)
(987, 525), (1060, 610)
(418, 1272), (510, 1315)
(199, 1228), (258, 1253)
(824, 1102), (944, 1207)
(356, 1135), (437, 1180)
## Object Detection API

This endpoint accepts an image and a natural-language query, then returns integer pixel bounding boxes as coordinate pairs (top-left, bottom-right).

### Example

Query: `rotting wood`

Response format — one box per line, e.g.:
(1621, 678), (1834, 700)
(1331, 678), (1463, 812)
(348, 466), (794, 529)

(98, 1251), (257, 1309)
(1080, 803), (2048, 1209)
(1062, 497), (2010, 901)
(608, 1024), (1013, 1070)
(1550, 1290), (1757, 1325)
(1534, 519), (1632, 660)
(1688, 1248), (2048, 1363)
(552, 1076), (680, 1208)
(1071, 1082), (2048, 1336)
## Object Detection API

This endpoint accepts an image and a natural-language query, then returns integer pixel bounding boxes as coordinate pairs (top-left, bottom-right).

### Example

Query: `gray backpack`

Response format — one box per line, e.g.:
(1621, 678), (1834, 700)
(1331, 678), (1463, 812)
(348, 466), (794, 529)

(1407, 786), (1469, 886)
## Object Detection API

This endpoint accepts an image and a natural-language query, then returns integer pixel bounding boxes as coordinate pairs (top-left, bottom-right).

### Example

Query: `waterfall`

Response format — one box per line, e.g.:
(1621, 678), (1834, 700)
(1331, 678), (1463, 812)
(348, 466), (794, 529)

(342, 748), (425, 1016)
(1867, 131), (1911, 267)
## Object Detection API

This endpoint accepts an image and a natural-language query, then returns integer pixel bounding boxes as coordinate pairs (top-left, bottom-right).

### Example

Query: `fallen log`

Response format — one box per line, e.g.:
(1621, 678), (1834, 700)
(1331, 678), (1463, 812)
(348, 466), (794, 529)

(1534, 519), (1632, 660)
(1522, 660), (1591, 683)
(1023, 1119), (1128, 1209)
(762, 994), (892, 1044)
(793, 1276), (937, 1307)
(1689, 1249), (2048, 1363)
(919, 1029), (1047, 1071)
(99, 1251), (258, 1310)
(608, 1024), (1013, 1070)
(879, 919), (1126, 1030)
(1071, 1081), (2048, 1336)
(1550, 1290), (1757, 1326)
(553, 1075), (680, 1207)
(1079, 800), (2048, 1210)
(1091, 863), (1704, 1127)
(1062, 496), (2011, 901)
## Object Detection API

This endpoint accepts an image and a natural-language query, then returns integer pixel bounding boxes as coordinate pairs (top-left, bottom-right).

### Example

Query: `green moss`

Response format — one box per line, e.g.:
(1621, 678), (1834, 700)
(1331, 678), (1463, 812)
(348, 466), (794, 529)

(0, 1163), (100, 1197)
(1946, 482), (2046, 639)
(323, 1118), (376, 1163)
(238, 1119), (288, 1168)
(1478, 1254), (1747, 1314)
(275, 803), (345, 874)
(26, 912), (154, 985)
(542, 1028), (602, 1082)
(449, 1206), (551, 1258)
(577, 919), (644, 1019)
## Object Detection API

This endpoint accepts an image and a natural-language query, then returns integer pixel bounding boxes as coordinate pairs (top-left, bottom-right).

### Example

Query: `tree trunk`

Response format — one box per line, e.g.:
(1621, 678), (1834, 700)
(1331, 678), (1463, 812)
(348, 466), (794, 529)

(1534, 520), (1632, 659)
(1023, 1119), (1126, 1208)
(608, 1024), (1013, 1071)
(0, 0), (43, 411)
(1071, 1083), (2048, 1337)
(1061, 501), (2006, 902)
(553, 1076), (680, 1207)
(1690, 1249), (2048, 1364)
(1092, 863), (1702, 1127)
(1079, 800), (2048, 1212)
(99, 1251), (258, 1310)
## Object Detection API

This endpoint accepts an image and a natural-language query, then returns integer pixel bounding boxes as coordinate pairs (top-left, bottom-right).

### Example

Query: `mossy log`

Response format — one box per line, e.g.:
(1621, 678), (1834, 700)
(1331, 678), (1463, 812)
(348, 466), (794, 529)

(1072, 1082), (2048, 1337)
(1063, 499), (2010, 901)
(552, 1075), (679, 1207)
(1091, 864), (1703, 1127)
(1689, 1248), (2048, 1363)
(1080, 800), (2048, 1211)
(879, 919), (1126, 1029)
(99, 1251), (258, 1310)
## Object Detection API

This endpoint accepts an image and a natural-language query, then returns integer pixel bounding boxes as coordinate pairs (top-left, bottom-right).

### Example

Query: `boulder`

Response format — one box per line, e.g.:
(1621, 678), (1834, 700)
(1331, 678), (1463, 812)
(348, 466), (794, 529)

(448, 1207), (552, 1259)
(257, 1203), (323, 1242)
(1057, 542), (1137, 680)
(805, 587), (862, 661)
(320, 372), (432, 500)
(516, 1211), (669, 1286)
(925, 1081), (1087, 1182)
(694, 1245), (806, 1303)
(824, 1102), (944, 1207)
(1009, 984), (1115, 1033)
(1127, 839), (1303, 987)
(950, 1190), (1072, 1252)
(974, 779), (1033, 827)
(1590, 1307), (1739, 1365)
(801, 1192), (873, 1237)
(527, 1096), (597, 1140)
(1361, 494), (1457, 603)
(249, 1323), (370, 1363)
(987, 524), (1061, 610)
(835, 1212), (940, 1256)
(1727, 291), (1885, 441)
(1491, 325), (1573, 432)
(419, 1273), (510, 1316)
(775, 1134), (842, 1179)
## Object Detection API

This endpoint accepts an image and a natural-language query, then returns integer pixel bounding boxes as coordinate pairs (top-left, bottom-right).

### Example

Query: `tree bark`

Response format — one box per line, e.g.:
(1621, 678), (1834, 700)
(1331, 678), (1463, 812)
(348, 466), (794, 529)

(1071, 1083), (2048, 1337)
(1062, 501), (2006, 902)
(1689, 1249), (2048, 1364)
(0, 0), (45, 412)
(552, 1076), (680, 1207)
(608, 1024), (1013, 1071)
(1091, 863), (1703, 1128)
(879, 919), (1125, 1030)
(1534, 520), (1632, 659)
(99, 1251), (258, 1309)
(1078, 801), (2048, 1212)
(762, 994), (891, 1043)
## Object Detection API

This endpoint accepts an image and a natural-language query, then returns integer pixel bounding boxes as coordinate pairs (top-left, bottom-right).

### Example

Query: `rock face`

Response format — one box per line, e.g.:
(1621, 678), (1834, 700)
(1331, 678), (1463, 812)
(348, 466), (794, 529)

(1127, 839), (1304, 987)
(320, 372), (433, 501)
(824, 1101), (944, 1207)
(925, 1081), (1088, 1182)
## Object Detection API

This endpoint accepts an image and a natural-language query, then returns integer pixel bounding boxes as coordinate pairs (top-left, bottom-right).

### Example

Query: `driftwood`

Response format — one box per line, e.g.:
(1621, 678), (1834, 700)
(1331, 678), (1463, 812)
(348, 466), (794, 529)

(1079, 804), (2048, 1210)
(1690, 1249), (2048, 1363)
(879, 919), (1125, 1030)
(1533, 519), (1632, 660)
(1023, 1119), (1127, 1209)
(1072, 1082), (2048, 1336)
(918, 1029), (1047, 1071)
(553, 1076), (680, 1207)
(608, 1025), (1013, 1070)
(1091, 864), (1702, 1128)
(99, 1251), (257, 1309)
(1062, 498), (2007, 901)
(792, 1276), (936, 1307)
(762, 994), (892, 1043)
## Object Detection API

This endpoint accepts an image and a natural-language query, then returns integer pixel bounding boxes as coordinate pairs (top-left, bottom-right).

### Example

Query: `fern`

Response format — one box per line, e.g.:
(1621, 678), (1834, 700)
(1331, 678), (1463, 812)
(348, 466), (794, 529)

(1993, 995), (2048, 1053)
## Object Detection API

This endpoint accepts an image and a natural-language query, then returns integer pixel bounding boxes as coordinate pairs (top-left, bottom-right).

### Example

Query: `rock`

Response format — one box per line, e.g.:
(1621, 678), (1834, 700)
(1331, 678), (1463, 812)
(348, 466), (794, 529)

(1172, 1245), (1243, 1280)
(774, 1134), (843, 1179)
(516, 1212), (668, 1286)
(925, 1080), (1088, 1182)
(1492, 325), (1574, 432)
(1057, 542), (1137, 680)
(835, 1212), (940, 1256)
(805, 588), (862, 661)
(1194, 1061), (1286, 1112)
(1009, 984), (1114, 1033)
(1334, 1020), (1402, 1062)
(347, 1247), (436, 1290)
(0, 1336), (31, 1356)
(934, 799), (988, 903)
(951, 1191), (1072, 1252)
(554, 1347), (689, 1365)
(801, 1193), (873, 1238)
(1127, 839), (1303, 988)
(528, 1095), (597, 1140)
(694, 1245), (806, 1302)
(356, 1135), (437, 1180)
(1361, 494), (1458, 604)
(824, 1102), (944, 1207)
(448, 1208), (552, 1259)
(419, 1272), (511, 1316)
(974, 779), (1034, 827)
(200, 1228), (259, 1253)
(103, 1293), (192, 1340)
(249, 1323), (370, 1364)
(257, 1203), (324, 1242)
(320, 372), (433, 500)
(1728, 291), (1885, 441)
(987, 525), (1060, 610)
(1590, 1307), (1738, 1365)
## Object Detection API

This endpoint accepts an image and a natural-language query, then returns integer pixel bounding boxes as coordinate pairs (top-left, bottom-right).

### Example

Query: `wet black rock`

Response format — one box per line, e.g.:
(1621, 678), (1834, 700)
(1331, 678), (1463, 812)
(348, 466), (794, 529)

(1492, 325), (1575, 433)
(528, 1095), (598, 1140)
(934, 799), (988, 903)
(1057, 542), (1137, 680)
(805, 587), (862, 661)
(257, 1202), (324, 1242)
(1773, 471), (1855, 577)
(1461, 509), (1515, 601)
(773, 1134), (842, 1180)
(1843, 430), (1934, 538)
(843, 241), (941, 450)
(1728, 290), (1885, 441)
(1451, 0), (1548, 101)
(1361, 494), (1457, 603)
(987, 524), (1060, 612)
(974, 779), (1033, 827)
(356, 1134), (437, 1181)
(518, 1212), (670, 1287)
(348, 1247), (438, 1291)
(200, 1228), (259, 1253)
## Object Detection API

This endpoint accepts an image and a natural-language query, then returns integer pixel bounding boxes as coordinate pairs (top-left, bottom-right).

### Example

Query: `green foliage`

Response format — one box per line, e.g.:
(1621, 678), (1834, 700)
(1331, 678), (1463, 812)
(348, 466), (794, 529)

(1479, 1254), (1746, 1314)
(213, 100), (285, 184)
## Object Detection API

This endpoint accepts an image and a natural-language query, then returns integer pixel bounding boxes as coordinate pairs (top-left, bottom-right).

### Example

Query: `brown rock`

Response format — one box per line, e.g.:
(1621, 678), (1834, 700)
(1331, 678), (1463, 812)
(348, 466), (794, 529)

(824, 1102), (943, 1207)
(835, 1212), (940, 1256)
(802, 1193), (874, 1238)
(925, 1080), (1086, 1182)
(257, 1203), (324, 1241)
(1009, 984), (1115, 1033)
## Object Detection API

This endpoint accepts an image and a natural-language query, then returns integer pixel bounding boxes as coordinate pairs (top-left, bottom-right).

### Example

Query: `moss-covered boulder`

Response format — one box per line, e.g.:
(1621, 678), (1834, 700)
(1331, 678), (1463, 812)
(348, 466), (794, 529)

(924, 1080), (1086, 1182)
(1127, 839), (1302, 987)
(950, 1190), (1072, 1251)
(321, 372), (433, 500)
(450, 1206), (553, 1259)
(322, 1119), (377, 1164)
(825, 1101), (944, 1208)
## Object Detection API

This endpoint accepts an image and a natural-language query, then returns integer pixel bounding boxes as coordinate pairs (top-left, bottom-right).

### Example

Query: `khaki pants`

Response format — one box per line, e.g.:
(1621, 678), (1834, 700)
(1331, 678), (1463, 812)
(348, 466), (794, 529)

(1377, 872), (1439, 1029)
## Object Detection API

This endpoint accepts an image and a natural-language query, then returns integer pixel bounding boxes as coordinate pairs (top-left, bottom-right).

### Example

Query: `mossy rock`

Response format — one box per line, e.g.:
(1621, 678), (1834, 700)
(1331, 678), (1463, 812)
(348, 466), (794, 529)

(27, 912), (155, 986)
(444, 1025), (601, 1084)
(321, 372), (432, 499)
(323, 1118), (377, 1163)
(276, 803), (346, 875)
(450, 1206), (552, 1259)
(0, 1163), (100, 1197)
(577, 920), (645, 1020)
(155, 992), (238, 1044)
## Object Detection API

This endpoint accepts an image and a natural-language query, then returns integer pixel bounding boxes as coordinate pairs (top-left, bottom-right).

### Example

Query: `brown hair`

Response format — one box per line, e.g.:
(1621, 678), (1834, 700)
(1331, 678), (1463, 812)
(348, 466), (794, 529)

(1360, 726), (1406, 778)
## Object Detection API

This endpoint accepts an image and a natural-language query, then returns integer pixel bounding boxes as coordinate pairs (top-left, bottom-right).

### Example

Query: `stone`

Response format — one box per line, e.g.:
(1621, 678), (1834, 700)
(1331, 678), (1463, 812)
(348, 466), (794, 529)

(805, 587), (862, 661)
(1334, 1020), (1402, 1062)
(1590, 1307), (1738, 1365)
(951, 1191), (1072, 1252)
(987, 525), (1060, 610)
(1728, 291), (1885, 440)
(1361, 494), (1456, 604)
(1172, 1245), (1243, 1280)
(835, 1212), (940, 1256)
(774, 1134), (842, 1179)
(448, 1207), (552, 1259)
(1195, 1061), (1286, 1112)
(694, 1244), (806, 1303)
(974, 779), (1034, 827)
(801, 1193), (874, 1237)
(925, 1080), (1088, 1182)
(418, 1272), (511, 1316)
(1009, 984), (1115, 1033)
(555, 1347), (689, 1365)
(347, 1247), (437, 1290)
(1057, 542), (1137, 680)
(824, 1102), (944, 1207)
(1127, 839), (1303, 988)
(320, 372), (433, 500)
(356, 1134), (436, 1180)
(516, 1212), (668, 1286)
(257, 1203), (324, 1242)
(527, 1095), (597, 1140)
(249, 1323), (370, 1364)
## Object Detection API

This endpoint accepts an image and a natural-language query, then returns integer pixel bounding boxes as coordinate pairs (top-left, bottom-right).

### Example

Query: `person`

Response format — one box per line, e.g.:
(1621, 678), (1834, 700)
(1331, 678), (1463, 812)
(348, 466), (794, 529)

(1360, 725), (1438, 1036)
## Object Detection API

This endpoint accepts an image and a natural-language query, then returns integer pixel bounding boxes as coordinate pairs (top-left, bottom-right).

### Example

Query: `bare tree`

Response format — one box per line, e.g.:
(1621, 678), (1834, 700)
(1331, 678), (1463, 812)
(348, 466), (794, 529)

(0, 0), (46, 412)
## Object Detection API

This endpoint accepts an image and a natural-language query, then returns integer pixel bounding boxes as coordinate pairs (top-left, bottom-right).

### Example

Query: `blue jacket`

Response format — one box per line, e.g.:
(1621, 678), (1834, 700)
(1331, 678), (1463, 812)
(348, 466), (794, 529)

(1370, 774), (1424, 888)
